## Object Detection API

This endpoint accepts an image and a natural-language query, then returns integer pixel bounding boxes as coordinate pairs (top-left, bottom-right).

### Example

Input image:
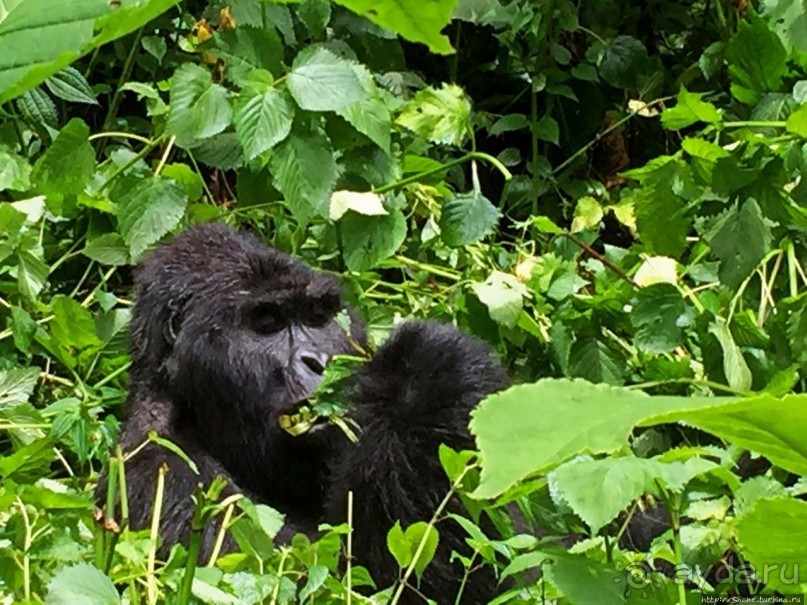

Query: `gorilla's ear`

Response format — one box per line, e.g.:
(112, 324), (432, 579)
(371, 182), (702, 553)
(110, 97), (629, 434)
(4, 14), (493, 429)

(128, 266), (188, 378)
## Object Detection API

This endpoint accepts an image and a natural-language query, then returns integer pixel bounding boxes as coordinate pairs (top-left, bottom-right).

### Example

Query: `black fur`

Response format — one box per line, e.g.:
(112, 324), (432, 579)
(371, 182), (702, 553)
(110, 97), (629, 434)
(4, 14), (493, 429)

(99, 223), (508, 603)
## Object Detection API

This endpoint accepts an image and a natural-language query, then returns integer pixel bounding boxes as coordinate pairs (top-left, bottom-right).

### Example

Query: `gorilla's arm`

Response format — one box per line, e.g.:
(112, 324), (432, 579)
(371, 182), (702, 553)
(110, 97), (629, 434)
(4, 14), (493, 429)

(326, 321), (508, 602)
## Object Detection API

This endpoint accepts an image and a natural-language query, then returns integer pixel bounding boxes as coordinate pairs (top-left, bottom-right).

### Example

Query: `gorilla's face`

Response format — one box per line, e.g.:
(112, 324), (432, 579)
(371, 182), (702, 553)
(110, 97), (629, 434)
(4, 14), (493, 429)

(129, 225), (358, 442)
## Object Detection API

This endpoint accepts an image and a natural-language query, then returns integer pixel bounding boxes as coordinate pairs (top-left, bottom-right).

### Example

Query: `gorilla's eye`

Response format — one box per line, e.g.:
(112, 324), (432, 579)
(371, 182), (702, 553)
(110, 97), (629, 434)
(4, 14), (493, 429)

(248, 303), (286, 335)
(306, 311), (331, 328)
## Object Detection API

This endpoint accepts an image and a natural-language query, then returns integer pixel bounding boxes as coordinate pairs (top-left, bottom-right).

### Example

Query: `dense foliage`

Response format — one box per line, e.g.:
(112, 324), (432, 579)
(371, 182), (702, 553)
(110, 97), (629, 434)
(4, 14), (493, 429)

(0, 0), (805, 603)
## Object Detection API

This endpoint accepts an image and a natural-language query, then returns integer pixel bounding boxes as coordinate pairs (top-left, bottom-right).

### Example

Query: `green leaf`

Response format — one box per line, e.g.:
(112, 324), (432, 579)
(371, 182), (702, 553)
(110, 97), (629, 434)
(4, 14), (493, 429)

(332, 0), (457, 54)
(16, 86), (57, 129)
(534, 114), (559, 145)
(396, 84), (471, 146)
(661, 87), (722, 130)
(785, 104), (807, 137)
(567, 337), (625, 385)
(116, 176), (188, 259)
(598, 35), (648, 90)
(233, 88), (294, 160)
(82, 233), (129, 266)
(469, 379), (731, 499)
(0, 147), (31, 192)
(298, 565), (329, 602)
(471, 271), (526, 328)
(633, 189), (690, 257)
(45, 563), (120, 605)
(440, 190), (501, 247)
(384, 521), (439, 578)
(160, 163), (204, 201)
(0, 0), (179, 104)
(570, 196), (603, 233)
(32, 118), (95, 196)
(709, 319), (753, 392)
(735, 497), (807, 591)
(44, 66), (97, 104)
(337, 96), (392, 154)
(10, 306), (37, 354)
(340, 210), (406, 271)
(708, 199), (772, 290)
(202, 25), (283, 84)
(489, 113), (529, 135)
(51, 295), (102, 351)
(762, 0), (807, 55)
(287, 46), (369, 112)
(644, 393), (807, 476)
(726, 14), (788, 104)
(299, 0), (331, 37)
(329, 190), (387, 221)
(17, 248), (48, 302)
(166, 63), (232, 148)
(269, 129), (338, 222)
(0, 366), (39, 409)
(631, 283), (689, 353)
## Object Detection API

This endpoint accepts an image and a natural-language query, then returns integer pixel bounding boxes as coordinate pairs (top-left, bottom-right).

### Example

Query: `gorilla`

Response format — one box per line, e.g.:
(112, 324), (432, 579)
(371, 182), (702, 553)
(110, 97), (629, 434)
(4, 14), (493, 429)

(99, 223), (508, 602)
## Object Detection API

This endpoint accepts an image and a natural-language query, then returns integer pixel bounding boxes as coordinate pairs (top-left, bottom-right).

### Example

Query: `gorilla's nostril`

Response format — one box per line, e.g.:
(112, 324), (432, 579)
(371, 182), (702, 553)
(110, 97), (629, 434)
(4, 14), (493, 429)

(301, 353), (326, 375)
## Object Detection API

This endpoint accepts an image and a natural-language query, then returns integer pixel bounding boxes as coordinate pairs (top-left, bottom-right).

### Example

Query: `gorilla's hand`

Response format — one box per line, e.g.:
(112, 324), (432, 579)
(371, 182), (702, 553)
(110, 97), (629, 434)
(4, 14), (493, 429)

(326, 321), (507, 602)
(350, 320), (508, 432)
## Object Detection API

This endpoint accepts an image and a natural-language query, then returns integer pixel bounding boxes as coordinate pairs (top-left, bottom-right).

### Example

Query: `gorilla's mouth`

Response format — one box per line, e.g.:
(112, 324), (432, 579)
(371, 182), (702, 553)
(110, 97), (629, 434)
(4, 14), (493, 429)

(278, 400), (329, 436)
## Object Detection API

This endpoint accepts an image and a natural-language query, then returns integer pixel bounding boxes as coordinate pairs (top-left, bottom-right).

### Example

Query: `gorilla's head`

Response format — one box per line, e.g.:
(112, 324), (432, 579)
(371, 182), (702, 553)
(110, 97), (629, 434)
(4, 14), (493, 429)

(127, 224), (359, 484)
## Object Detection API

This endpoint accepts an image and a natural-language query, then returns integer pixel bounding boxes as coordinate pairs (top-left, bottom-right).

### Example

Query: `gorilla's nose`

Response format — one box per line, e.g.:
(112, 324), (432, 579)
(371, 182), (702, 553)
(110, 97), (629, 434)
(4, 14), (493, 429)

(301, 352), (327, 375)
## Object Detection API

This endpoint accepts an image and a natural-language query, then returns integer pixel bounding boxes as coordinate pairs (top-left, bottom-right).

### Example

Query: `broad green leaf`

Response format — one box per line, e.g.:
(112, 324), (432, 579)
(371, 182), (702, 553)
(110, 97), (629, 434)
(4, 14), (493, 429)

(631, 283), (689, 353)
(32, 118), (95, 196)
(708, 199), (772, 290)
(735, 497), (807, 591)
(489, 113), (529, 136)
(384, 521), (439, 579)
(471, 271), (526, 328)
(17, 248), (48, 302)
(0, 366), (39, 409)
(160, 163), (204, 201)
(16, 86), (57, 129)
(337, 96), (392, 154)
(44, 66), (97, 104)
(45, 563), (120, 605)
(116, 177), (188, 259)
(633, 256), (678, 286)
(633, 188), (690, 257)
(269, 129), (338, 221)
(597, 35), (649, 90)
(726, 14), (788, 104)
(567, 337), (625, 385)
(785, 104), (807, 137)
(643, 393), (807, 476)
(534, 115), (559, 145)
(761, 0), (807, 55)
(396, 84), (471, 146)
(298, 0), (331, 37)
(166, 63), (232, 148)
(340, 210), (406, 271)
(0, 147), (31, 192)
(329, 190), (387, 221)
(298, 565), (329, 602)
(10, 306), (37, 354)
(82, 234), (129, 266)
(333, 0), (457, 55)
(570, 196), (603, 233)
(469, 379), (728, 499)
(440, 190), (501, 247)
(234, 88), (294, 160)
(50, 295), (102, 351)
(202, 25), (283, 84)
(661, 87), (722, 130)
(550, 456), (719, 533)
(0, 0), (179, 104)
(387, 521), (409, 568)
(287, 46), (368, 112)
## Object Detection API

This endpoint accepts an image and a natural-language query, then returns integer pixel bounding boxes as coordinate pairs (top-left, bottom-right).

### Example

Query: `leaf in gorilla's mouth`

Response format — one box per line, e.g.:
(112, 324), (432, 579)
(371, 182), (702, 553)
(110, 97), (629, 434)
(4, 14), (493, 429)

(277, 400), (328, 436)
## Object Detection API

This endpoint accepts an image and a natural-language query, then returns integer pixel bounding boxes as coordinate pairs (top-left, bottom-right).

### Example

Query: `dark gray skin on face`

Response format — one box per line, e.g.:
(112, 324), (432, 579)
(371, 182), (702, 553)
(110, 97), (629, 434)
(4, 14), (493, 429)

(98, 223), (509, 604)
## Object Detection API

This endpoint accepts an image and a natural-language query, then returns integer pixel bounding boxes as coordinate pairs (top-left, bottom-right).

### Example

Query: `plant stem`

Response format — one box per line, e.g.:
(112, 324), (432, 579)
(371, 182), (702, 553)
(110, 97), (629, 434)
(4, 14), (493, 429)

(374, 152), (511, 195)
(98, 136), (164, 194)
(102, 27), (145, 135)
(178, 526), (203, 605)
(722, 120), (787, 129)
